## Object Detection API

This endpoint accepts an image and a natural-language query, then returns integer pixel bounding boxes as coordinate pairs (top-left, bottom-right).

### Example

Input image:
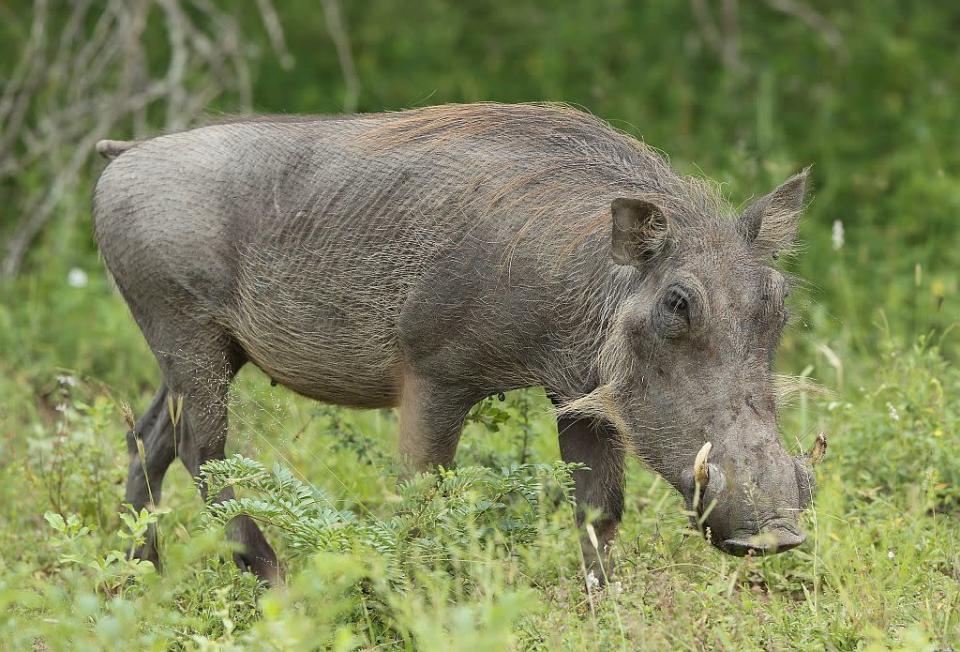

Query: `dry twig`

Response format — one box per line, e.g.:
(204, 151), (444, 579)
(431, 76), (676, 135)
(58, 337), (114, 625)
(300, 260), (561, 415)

(0, 0), (289, 278)
(320, 0), (360, 114)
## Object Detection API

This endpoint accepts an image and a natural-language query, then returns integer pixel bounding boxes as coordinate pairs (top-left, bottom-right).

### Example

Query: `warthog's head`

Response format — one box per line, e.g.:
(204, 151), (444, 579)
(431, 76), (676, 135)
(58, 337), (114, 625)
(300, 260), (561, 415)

(593, 168), (824, 555)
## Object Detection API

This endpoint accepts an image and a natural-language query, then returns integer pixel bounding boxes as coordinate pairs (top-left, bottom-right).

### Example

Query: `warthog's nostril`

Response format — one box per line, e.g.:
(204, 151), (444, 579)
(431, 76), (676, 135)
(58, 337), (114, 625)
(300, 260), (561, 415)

(721, 529), (805, 556)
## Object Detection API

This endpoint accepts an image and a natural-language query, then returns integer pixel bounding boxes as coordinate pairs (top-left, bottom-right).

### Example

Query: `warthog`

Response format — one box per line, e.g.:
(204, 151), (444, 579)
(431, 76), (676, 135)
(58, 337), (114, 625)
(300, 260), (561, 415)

(94, 103), (824, 586)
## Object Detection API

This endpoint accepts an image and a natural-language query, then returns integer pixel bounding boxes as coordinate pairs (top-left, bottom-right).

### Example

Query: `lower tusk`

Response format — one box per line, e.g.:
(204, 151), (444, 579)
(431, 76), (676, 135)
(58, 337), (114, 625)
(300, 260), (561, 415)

(694, 441), (712, 486)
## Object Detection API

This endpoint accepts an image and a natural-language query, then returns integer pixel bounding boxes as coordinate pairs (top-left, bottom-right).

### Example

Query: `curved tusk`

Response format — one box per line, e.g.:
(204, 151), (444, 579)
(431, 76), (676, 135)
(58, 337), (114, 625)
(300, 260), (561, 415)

(694, 441), (712, 487)
(810, 432), (827, 466)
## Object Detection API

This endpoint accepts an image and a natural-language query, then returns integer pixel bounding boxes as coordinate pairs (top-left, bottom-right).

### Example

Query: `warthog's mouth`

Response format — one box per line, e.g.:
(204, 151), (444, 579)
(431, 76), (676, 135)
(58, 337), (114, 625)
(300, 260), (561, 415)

(717, 525), (805, 557)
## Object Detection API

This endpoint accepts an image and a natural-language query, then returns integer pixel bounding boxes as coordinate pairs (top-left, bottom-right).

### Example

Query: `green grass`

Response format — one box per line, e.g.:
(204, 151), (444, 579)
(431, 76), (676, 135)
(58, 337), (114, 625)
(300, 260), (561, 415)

(0, 262), (958, 651)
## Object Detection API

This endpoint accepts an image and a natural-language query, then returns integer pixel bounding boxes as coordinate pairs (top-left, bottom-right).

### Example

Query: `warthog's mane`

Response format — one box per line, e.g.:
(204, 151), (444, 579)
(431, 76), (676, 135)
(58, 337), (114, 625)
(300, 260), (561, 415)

(354, 102), (736, 257)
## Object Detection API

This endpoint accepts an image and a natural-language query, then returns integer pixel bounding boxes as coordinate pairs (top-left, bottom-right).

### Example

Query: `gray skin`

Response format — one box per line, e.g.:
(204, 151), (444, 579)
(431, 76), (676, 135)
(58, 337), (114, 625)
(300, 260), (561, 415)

(93, 103), (817, 585)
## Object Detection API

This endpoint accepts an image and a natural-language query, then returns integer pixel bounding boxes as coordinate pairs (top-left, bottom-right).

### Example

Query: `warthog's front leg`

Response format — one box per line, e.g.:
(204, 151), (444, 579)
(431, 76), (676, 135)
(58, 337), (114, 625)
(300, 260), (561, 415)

(556, 415), (625, 587)
(396, 368), (476, 472)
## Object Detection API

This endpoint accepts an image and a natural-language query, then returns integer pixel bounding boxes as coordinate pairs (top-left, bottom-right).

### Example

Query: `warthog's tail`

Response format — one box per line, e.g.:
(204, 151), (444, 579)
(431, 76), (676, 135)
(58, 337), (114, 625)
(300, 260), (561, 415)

(96, 139), (141, 160)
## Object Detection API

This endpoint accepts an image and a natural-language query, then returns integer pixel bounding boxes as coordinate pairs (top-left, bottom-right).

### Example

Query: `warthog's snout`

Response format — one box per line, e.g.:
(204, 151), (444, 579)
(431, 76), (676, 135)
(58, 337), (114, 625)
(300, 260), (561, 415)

(719, 524), (806, 556)
(680, 436), (826, 557)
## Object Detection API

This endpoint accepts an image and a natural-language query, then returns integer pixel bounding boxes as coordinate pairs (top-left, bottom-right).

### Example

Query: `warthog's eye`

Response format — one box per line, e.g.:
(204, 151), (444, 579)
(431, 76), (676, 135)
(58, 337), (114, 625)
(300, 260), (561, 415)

(666, 288), (689, 316)
(656, 285), (693, 337)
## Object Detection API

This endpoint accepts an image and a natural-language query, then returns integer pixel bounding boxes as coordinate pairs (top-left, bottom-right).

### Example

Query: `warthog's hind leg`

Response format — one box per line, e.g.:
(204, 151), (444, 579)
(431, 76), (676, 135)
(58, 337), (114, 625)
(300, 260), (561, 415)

(129, 320), (281, 587)
(124, 385), (176, 569)
(162, 335), (282, 587)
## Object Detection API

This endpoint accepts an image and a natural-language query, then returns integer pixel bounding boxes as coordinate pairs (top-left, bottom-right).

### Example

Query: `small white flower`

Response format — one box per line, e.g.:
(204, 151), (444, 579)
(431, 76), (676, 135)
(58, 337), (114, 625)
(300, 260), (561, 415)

(831, 220), (844, 250)
(54, 403), (68, 413)
(887, 549), (895, 560)
(887, 402), (900, 422)
(67, 267), (88, 288)
(585, 570), (600, 590)
(56, 374), (76, 387)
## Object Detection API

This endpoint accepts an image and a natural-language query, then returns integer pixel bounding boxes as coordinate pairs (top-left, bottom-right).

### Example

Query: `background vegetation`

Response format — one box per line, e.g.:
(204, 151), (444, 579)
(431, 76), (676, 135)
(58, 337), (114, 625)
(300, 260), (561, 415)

(0, 1), (957, 649)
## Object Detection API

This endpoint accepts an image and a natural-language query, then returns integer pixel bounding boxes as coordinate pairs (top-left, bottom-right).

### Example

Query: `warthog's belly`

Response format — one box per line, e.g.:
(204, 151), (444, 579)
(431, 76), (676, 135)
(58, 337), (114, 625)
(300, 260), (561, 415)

(235, 321), (404, 408)
(228, 266), (406, 408)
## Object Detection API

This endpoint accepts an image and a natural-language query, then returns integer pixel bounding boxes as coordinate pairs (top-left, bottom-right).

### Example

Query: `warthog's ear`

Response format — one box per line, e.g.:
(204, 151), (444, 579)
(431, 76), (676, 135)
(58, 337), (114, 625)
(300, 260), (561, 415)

(740, 167), (811, 255)
(610, 198), (670, 266)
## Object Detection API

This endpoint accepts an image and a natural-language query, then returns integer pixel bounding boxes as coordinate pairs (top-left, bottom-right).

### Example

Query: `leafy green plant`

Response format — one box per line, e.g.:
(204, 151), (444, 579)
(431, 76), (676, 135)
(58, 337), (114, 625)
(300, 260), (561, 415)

(202, 456), (360, 555)
(44, 507), (160, 597)
(201, 454), (580, 582)
(196, 454), (579, 647)
(27, 376), (125, 527)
